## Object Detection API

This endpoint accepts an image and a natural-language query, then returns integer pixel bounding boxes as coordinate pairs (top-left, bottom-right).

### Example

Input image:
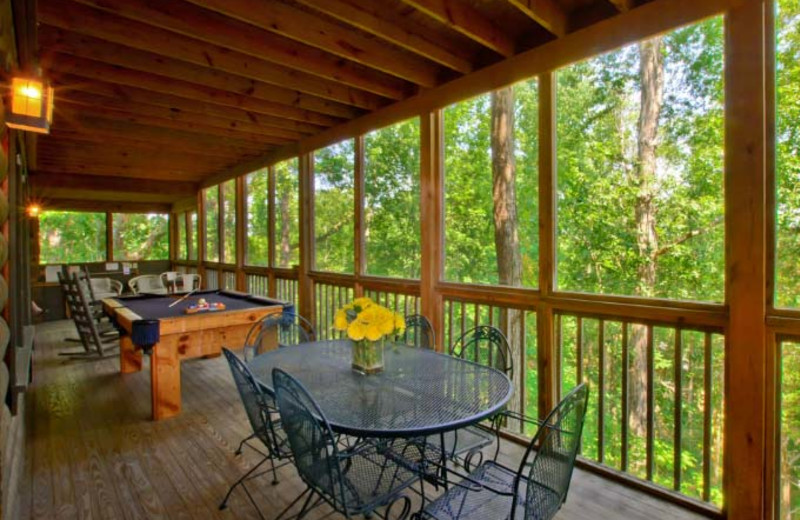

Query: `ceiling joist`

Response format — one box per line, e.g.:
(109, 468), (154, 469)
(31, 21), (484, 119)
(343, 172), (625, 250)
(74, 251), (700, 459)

(397, 0), (516, 57)
(71, 0), (412, 99)
(39, 0), (390, 110)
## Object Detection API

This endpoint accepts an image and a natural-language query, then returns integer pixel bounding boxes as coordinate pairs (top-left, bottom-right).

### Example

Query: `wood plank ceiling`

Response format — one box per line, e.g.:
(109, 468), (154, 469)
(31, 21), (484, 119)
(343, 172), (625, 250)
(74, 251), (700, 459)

(30, 0), (636, 211)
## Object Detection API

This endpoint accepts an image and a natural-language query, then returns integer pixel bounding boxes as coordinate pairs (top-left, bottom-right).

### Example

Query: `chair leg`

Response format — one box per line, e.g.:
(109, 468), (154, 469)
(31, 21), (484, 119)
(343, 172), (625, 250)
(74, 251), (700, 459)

(219, 455), (270, 510)
(235, 433), (256, 456)
(274, 487), (315, 520)
(269, 452), (280, 485)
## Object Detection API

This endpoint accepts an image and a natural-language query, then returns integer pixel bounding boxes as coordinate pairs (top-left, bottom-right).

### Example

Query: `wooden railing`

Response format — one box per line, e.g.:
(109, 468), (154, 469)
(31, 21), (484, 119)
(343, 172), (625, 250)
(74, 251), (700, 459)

(775, 335), (800, 518)
(205, 268), (219, 290)
(222, 269), (236, 290)
(442, 295), (536, 436)
(555, 312), (725, 505)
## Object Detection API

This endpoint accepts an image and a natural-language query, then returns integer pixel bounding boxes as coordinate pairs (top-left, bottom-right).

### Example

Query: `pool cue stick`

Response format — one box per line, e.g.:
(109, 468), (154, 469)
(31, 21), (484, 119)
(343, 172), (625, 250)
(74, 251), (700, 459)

(168, 288), (197, 308)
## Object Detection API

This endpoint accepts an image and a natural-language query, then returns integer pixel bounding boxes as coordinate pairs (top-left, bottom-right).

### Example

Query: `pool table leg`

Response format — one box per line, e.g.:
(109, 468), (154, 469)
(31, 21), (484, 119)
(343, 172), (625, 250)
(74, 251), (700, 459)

(151, 343), (181, 420)
(119, 335), (143, 374)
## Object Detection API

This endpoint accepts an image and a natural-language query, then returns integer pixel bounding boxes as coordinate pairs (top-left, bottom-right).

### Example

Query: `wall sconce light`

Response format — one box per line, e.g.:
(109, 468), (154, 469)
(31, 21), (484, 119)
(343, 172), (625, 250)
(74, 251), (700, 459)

(26, 203), (41, 217)
(6, 77), (54, 134)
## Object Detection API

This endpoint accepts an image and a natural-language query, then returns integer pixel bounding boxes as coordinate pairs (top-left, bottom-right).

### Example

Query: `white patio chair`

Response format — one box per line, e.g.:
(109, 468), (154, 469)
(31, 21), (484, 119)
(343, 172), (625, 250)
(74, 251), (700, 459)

(128, 274), (168, 295)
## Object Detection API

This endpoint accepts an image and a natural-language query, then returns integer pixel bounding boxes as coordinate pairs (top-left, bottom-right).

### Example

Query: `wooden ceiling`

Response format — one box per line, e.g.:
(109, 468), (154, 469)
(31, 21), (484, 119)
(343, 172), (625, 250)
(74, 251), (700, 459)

(29, 0), (639, 210)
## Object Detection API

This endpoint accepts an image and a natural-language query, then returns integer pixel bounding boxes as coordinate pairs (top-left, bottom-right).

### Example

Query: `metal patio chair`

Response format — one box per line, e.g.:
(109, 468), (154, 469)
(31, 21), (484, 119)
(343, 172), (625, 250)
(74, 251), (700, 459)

(272, 367), (418, 520)
(416, 383), (589, 520)
(219, 348), (294, 515)
(401, 314), (435, 350)
(242, 312), (315, 361)
(429, 325), (513, 468)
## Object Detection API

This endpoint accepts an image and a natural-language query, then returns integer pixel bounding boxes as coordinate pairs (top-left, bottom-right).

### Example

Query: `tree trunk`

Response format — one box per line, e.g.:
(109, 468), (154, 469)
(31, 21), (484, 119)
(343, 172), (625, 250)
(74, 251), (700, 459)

(630, 37), (664, 442)
(491, 87), (524, 429)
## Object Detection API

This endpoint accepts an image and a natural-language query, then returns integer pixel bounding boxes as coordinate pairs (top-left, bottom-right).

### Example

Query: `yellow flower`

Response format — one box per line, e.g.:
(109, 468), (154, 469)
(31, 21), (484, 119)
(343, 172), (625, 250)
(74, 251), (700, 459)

(352, 297), (374, 312)
(379, 312), (395, 335)
(347, 320), (366, 341)
(365, 323), (383, 341)
(334, 310), (348, 331)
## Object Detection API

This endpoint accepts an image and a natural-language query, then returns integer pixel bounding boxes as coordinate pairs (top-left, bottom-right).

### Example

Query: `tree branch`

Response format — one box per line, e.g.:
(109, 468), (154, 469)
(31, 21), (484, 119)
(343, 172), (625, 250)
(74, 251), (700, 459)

(653, 215), (723, 259)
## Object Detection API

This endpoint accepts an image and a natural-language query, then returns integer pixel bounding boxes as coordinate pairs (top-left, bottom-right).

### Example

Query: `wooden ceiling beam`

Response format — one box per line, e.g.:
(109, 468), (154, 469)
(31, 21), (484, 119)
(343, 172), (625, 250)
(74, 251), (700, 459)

(54, 75), (327, 135)
(37, 145), (238, 167)
(397, 0), (516, 57)
(187, 0), (442, 86)
(69, 0), (412, 99)
(39, 27), (366, 120)
(41, 198), (174, 213)
(508, 0), (569, 37)
(56, 103), (294, 147)
(42, 130), (261, 161)
(59, 92), (307, 141)
(39, 0), (389, 110)
(293, 0), (473, 74)
(46, 54), (346, 127)
(35, 187), (183, 204)
(607, 0), (635, 12)
(36, 156), (231, 175)
(32, 162), (208, 182)
(30, 172), (198, 197)
(53, 113), (269, 154)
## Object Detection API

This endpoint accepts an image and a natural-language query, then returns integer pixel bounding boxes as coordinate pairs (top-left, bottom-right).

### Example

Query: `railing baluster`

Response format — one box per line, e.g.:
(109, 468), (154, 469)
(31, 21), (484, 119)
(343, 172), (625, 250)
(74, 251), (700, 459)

(448, 300), (454, 350)
(621, 321), (629, 473)
(702, 331), (712, 502)
(646, 324), (655, 481)
(673, 328), (683, 491)
(577, 316), (583, 385)
(598, 319), (605, 464)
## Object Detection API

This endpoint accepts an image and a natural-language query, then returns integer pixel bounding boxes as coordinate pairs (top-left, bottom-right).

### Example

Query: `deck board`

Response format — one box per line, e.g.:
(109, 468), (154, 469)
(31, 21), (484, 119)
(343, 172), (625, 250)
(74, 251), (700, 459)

(19, 321), (712, 520)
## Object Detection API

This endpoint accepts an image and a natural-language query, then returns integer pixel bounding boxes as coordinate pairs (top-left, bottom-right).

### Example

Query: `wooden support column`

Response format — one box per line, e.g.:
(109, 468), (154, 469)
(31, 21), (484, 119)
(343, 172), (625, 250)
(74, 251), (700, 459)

(235, 175), (246, 291)
(537, 72), (558, 419)
(420, 111), (444, 352)
(354, 135), (365, 297)
(724, 2), (768, 519)
(764, 2), (778, 518)
(298, 153), (315, 324)
(217, 184), (224, 288)
(267, 165), (277, 297)
(105, 211), (113, 262)
(168, 212), (177, 265)
(197, 189), (206, 288)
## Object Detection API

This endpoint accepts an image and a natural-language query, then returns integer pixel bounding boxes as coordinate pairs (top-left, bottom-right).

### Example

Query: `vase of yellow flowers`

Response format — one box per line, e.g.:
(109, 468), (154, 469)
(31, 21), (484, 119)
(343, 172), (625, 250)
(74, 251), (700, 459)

(334, 297), (405, 375)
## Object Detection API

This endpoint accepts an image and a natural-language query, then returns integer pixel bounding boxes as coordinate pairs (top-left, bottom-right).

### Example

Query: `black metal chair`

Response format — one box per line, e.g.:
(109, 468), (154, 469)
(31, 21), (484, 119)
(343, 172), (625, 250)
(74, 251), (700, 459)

(401, 314), (435, 350)
(219, 348), (293, 515)
(272, 367), (419, 520)
(416, 383), (589, 520)
(433, 325), (514, 467)
(243, 312), (315, 361)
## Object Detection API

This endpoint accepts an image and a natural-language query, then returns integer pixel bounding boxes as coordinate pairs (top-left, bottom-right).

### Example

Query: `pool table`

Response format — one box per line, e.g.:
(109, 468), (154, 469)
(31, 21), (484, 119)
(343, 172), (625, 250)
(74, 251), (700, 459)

(103, 290), (289, 420)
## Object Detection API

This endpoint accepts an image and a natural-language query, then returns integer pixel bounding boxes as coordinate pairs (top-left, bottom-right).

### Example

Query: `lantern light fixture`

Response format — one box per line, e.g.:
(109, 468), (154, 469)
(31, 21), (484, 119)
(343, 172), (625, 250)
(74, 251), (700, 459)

(6, 76), (54, 134)
(26, 203), (41, 218)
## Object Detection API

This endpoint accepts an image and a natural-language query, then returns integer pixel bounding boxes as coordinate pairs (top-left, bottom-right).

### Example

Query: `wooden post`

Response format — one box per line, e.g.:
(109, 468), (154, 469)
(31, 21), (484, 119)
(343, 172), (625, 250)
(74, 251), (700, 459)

(354, 135), (365, 297)
(235, 175), (246, 291)
(420, 111), (444, 352)
(267, 165), (276, 297)
(197, 189), (206, 288)
(298, 153), (315, 323)
(168, 212), (177, 265)
(105, 211), (113, 262)
(724, 2), (768, 518)
(537, 71), (558, 419)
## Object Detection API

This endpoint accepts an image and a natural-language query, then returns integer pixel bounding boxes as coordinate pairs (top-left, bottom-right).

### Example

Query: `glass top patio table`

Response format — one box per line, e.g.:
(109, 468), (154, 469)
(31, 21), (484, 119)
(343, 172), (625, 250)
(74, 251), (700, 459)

(247, 339), (513, 439)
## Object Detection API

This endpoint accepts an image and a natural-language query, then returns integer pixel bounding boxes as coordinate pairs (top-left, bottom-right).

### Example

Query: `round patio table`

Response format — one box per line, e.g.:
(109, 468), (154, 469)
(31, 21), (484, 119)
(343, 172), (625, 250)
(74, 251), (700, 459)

(247, 339), (513, 439)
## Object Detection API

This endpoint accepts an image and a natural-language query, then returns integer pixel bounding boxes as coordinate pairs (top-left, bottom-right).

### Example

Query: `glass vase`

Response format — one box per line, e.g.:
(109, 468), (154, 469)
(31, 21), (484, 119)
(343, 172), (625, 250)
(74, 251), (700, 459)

(351, 339), (385, 375)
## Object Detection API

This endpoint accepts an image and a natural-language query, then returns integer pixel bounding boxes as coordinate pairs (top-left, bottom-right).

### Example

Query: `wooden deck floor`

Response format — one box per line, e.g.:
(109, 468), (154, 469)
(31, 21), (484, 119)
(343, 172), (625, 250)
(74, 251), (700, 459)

(17, 321), (712, 520)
